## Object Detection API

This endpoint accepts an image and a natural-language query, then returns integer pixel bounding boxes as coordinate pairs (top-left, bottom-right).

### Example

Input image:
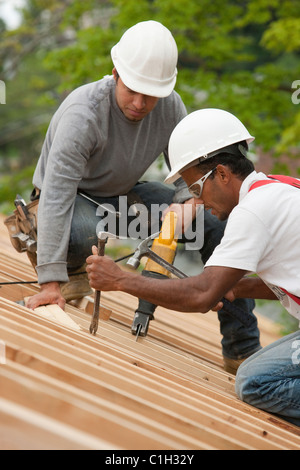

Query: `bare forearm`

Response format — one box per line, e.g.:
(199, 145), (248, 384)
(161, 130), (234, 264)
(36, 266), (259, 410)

(233, 277), (277, 300)
(117, 272), (212, 312)
(86, 254), (247, 313)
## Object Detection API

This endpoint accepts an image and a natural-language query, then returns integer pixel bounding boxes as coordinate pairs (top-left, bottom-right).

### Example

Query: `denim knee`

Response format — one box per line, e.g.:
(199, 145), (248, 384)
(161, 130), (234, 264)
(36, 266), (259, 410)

(235, 354), (300, 427)
(235, 355), (267, 406)
(235, 363), (254, 403)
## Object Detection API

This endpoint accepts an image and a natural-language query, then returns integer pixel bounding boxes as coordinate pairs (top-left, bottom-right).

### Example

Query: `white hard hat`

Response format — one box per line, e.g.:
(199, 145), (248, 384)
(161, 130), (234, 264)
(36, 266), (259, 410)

(111, 21), (178, 98)
(165, 108), (255, 184)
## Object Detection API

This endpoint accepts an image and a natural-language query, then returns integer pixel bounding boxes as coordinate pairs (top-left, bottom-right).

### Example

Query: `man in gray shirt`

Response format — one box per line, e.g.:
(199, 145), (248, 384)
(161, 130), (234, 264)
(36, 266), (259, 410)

(26, 21), (260, 373)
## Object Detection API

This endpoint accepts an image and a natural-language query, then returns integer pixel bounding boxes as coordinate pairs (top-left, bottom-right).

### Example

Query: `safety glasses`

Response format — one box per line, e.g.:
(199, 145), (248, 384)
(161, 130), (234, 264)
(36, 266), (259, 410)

(188, 168), (217, 199)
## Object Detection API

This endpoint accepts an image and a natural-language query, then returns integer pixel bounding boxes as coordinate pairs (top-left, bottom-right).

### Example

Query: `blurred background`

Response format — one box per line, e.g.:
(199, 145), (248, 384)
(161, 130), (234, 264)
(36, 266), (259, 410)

(0, 0), (299, 331)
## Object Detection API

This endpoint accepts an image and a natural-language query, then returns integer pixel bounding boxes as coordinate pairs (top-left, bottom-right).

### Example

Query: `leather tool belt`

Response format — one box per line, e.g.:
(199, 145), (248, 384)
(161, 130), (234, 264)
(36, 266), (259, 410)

(4, 190), (39, 254)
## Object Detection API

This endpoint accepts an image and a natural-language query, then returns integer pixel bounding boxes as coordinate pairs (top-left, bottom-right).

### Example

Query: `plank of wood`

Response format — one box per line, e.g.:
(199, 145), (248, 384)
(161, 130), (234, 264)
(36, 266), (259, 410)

(1, 324), (298, 445)
(0, 249), (282, 349)
(0, 363), (216, 450)
(0, 398), (114, 450)
(31, 303), (82, 331)
(5, 341), (299, 450)
(3, 300), (299, 443)
(0, 299), (235, 392)
(68, 296), (112, 320)
(1, 299), (300, 447)
(1, 247), (298, 450)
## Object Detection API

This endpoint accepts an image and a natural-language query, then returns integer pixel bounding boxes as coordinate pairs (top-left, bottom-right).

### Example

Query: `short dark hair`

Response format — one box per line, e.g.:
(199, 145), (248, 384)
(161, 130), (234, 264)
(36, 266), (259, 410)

(195, 141), (254, 179)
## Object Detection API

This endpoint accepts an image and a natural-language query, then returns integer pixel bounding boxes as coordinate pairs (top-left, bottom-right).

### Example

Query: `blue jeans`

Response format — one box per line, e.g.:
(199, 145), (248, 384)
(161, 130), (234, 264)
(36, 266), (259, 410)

(236, 330), (300, 426)
(68, 181), (261, 359)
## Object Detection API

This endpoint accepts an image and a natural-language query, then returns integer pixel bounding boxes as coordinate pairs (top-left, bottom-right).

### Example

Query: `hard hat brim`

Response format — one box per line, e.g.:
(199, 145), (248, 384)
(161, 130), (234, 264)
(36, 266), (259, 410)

(164, 168), (184, 185)
(164, 136), (255, 185)
(165, 108), (255, 185)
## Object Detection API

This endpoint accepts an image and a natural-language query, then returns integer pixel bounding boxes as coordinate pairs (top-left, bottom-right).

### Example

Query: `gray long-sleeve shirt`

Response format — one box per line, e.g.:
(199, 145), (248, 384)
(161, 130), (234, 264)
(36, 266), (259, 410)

(33, 75), (187, 284)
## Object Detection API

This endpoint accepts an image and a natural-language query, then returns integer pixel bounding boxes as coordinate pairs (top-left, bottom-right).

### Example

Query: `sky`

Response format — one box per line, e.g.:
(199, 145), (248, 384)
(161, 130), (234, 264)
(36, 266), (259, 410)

(0, 0), (25, 29)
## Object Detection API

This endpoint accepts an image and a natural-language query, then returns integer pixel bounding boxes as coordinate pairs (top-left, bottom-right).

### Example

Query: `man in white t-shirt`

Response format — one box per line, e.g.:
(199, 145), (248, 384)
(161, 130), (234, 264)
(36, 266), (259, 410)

(86, 108), (300, 427)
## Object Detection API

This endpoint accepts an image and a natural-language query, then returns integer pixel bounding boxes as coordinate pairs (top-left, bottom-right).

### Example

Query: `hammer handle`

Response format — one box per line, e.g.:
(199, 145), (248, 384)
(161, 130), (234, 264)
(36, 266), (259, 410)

(89, 238), (106, 335)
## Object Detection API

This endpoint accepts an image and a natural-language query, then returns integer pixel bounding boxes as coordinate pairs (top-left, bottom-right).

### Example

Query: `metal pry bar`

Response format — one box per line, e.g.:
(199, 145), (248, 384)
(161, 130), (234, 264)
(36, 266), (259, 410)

(89, 234), (107, 335)
(89, 230), (120, 335)
(135, 324), (142, 342)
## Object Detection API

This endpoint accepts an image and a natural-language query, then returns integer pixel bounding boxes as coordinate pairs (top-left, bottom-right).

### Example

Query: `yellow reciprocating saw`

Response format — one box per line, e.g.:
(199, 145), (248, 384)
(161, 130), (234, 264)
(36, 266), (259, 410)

(127, 210), (257, 340)
(128, 211), (179, 340)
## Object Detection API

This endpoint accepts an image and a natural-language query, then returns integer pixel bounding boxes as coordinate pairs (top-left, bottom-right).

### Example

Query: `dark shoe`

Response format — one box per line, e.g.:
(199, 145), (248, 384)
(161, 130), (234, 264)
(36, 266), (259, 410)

(223, 356), (247, 375)
(60, 265), (93, 301)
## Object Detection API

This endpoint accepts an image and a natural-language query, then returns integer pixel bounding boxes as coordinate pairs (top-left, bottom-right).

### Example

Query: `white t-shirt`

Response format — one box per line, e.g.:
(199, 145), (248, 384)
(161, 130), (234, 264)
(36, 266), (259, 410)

(205, 171), (300, 321)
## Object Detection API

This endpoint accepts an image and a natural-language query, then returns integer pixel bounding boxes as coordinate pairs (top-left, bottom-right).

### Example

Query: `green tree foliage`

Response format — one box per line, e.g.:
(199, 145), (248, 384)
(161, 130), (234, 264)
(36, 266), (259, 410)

(0, 0), (300, 211)
(0, 0), (68, 208)
(44, 0), (300, 156)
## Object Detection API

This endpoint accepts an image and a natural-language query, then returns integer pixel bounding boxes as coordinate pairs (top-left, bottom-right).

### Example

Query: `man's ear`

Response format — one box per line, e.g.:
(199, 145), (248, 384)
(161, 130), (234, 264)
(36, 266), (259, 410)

(216, 164), (229, 181)
(112, 68), (118, 81)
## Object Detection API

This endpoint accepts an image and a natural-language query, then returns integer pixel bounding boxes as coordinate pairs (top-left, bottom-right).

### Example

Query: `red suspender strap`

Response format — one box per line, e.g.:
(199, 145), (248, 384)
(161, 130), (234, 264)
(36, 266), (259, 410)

(249, 180), (278, 191)
(248, 174), (300, 305)
(281, 288), (300, 306)
(268, 174), (300, 188)
(249, 174), (300, 192)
